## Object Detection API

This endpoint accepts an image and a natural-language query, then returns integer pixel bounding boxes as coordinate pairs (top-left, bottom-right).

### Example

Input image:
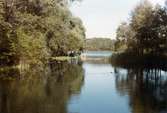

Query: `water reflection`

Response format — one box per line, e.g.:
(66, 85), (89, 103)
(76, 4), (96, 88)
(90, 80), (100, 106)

(114, 67), (167, 113)
(0, 62), (84, 113)
(0, 51), (167, 113)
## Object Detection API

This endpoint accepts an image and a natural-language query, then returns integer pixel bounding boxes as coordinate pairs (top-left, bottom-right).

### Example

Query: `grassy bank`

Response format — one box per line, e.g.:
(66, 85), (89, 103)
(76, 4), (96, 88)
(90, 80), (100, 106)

(50, 56), (80, 62)
(0, 56), (80, 68)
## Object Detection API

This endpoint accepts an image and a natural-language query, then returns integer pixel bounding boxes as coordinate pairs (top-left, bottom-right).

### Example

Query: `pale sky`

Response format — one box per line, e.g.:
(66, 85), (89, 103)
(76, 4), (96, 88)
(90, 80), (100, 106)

(70, 0), (165, 39)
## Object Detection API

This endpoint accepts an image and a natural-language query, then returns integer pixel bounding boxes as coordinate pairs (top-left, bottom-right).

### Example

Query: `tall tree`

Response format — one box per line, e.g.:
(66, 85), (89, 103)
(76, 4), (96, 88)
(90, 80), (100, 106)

(130, 0), (153, 55)
(115, 0), (167, 56)
(0, 0), (86, 65)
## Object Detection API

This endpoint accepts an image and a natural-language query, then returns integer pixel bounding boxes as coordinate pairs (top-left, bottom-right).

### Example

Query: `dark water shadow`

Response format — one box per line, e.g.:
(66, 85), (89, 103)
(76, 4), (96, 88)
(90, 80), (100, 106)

(112, 58), (167, 113)
(0, 61), (84, 113)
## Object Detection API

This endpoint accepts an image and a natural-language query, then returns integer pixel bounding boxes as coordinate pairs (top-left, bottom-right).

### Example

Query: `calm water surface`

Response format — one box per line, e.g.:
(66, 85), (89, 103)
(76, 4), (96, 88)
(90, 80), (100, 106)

(82, 51), (112, 57)
(0, 51), (167, 113)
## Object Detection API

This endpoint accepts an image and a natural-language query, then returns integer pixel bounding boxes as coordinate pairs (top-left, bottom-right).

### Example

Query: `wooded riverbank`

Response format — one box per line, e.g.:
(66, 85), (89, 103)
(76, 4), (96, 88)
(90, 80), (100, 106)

(0, 0), (85, 66)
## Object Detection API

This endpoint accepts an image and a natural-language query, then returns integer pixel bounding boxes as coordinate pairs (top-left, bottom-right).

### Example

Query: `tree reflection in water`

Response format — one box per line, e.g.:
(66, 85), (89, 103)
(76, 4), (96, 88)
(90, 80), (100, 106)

(114, 66), (167, 113)
(0, 62), (84, 113)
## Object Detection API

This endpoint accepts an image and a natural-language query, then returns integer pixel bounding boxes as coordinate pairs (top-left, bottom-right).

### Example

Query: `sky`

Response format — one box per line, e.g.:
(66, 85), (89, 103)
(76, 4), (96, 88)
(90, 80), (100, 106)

(70, 0), (165, 39)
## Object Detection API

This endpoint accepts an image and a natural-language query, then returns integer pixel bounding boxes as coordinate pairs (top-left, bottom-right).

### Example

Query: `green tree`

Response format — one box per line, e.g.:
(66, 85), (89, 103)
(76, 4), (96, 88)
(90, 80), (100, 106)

(115, 0), (167, 56)
(130, 0), (153, 55)
(0, 0), (85, 65)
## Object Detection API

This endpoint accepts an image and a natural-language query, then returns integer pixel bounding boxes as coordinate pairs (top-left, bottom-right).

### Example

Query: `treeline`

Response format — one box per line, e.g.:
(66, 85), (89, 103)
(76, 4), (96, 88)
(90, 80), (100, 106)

(115, 0), (167, 56)
(0, 0), (85, 65)
(86, 38), (115, 51)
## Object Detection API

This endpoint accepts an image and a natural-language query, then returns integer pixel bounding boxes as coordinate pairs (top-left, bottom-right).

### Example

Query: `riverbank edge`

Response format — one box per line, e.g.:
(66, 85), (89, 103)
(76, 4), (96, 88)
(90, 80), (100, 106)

(0, 56), (81, 70)
(50, 56), (81, 61)
(110, 52), (167, 69)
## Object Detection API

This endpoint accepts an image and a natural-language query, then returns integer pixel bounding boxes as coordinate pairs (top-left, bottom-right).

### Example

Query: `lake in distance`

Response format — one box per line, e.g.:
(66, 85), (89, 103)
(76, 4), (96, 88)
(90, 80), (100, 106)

(0, 51), (167, 113)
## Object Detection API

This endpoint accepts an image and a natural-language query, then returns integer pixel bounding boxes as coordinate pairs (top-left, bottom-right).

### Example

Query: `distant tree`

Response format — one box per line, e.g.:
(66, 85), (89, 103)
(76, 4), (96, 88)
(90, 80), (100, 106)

(86, 38), (115, 51)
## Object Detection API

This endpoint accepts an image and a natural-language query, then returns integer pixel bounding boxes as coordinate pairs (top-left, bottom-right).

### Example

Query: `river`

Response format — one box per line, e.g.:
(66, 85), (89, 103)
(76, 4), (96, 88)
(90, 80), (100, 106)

(0, 51), (167, 113)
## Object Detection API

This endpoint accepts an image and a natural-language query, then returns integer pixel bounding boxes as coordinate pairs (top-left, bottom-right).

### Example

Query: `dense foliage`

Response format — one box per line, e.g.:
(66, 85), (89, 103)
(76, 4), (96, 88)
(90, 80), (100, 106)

(115, 0), (167, 56)
(0, 0), (85, 65)
(86, 38), (115, 51)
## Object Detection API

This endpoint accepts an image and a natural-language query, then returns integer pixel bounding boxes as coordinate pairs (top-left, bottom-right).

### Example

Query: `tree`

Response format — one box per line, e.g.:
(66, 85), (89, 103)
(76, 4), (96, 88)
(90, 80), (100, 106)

(115, 0), (167, 56)
(150, 5), (167, 54)
(0, 0), (86, 65)
(130, 0), (154, 55)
